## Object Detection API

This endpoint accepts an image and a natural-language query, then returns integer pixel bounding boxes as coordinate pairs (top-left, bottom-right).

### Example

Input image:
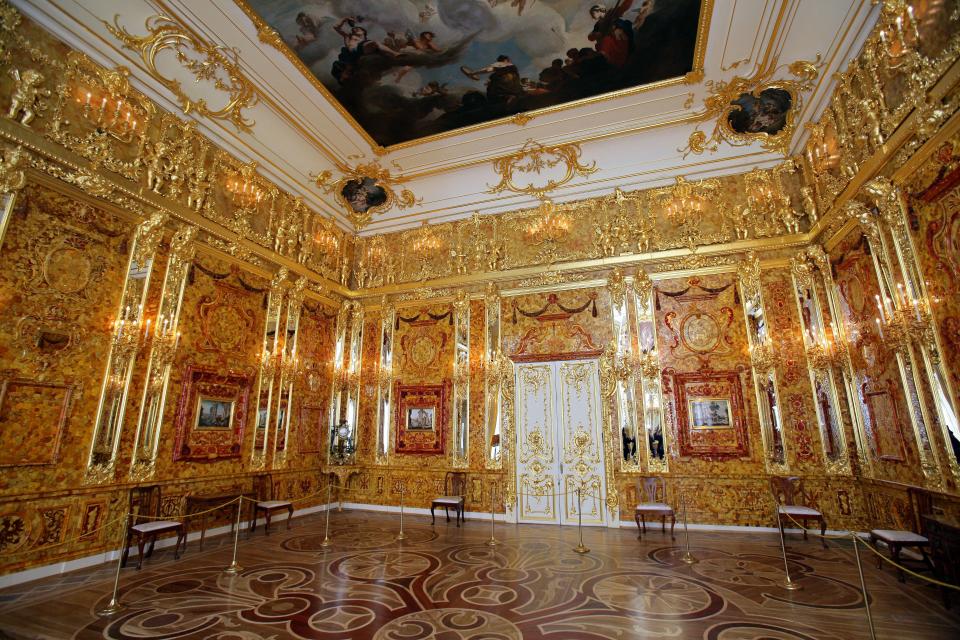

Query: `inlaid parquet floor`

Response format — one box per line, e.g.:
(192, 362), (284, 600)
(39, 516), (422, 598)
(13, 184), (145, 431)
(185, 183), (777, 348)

(0, 510), (957, 639)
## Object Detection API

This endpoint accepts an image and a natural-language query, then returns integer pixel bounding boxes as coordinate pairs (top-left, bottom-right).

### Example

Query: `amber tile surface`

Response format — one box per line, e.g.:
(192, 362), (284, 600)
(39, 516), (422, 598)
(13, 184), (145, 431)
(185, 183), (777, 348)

(0, 510), (957, 639)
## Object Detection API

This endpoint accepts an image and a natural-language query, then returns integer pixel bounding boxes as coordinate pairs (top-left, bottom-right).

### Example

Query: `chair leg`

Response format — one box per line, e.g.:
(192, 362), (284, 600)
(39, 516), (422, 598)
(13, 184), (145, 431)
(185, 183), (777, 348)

(641, 515), (646, 534)
(670, 513), (676, 541)
(146, 535), (157, 558)
(286, 505), (294, 530)
(174, 526), (184, 560)
(661, 516), (665, 534)
(445, 506), (450, 523)
(120, 534), (131, 568)
(820, 518), (827, 549)
(802, 521), (808, 540)
(264, 510), (272, 535)
(456, 505), (461, 528)
(920, 548), (934, 572)
(871, 535), (882, 570)
(136, 535), (146, 570)
(431, 504), (436, 525)
(634, 513), (642, 538)
(892, 545), (905, 583)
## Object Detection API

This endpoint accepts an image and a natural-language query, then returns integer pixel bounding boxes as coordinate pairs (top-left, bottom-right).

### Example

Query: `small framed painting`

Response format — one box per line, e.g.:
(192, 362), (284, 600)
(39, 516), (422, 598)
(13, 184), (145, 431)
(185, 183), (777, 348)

(688, 397), (732, 429)
(406, 406), (435, 431)
(196, 396), (234, 430)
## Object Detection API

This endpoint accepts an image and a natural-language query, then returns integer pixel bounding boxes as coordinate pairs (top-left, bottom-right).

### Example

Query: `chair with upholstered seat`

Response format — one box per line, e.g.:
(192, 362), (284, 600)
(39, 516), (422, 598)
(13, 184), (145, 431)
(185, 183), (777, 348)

(431, 472), (466, 527)
(869, 487), (934, 582)
(634, 476), (675, 540)
(121, 485), (186, 570)
(771, 476), (827, 548)
(250, 473), (294, 535)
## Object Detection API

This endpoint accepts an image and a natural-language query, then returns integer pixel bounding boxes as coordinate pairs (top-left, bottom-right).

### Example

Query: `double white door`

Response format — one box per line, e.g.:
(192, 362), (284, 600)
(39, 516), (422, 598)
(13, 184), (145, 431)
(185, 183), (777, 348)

(514, 360), (606, 526)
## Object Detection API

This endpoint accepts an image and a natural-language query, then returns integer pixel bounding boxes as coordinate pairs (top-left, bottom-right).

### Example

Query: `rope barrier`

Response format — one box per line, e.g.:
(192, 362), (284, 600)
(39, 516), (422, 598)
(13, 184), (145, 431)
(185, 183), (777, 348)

(1, 512), (130, 557)
(777, 506), (960, 592)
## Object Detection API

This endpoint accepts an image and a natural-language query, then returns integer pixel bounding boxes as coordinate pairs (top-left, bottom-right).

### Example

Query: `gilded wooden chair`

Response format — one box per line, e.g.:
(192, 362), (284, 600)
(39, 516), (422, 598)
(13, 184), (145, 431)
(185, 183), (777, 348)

(250, 473), (294, 535)
(121, 485), (186, 570)
(431, 472), (466, 527)
(771, 476), (827, 547)
(634, 476), (675, 540)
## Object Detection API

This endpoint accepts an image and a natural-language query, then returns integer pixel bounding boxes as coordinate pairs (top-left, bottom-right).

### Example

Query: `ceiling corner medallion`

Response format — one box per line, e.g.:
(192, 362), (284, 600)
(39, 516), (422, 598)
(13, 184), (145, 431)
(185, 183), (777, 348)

(313, 161), (420, 230)
(681, 56), (823, 157)
(105, 14), (258, 133)
(488, 140), (597, 199)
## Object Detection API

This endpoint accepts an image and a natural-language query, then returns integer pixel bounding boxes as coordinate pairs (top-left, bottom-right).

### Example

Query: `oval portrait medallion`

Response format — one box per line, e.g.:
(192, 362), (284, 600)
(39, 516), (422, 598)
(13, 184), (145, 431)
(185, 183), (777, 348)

(681, 312), (720, 353)
(43, 246), (92, 294)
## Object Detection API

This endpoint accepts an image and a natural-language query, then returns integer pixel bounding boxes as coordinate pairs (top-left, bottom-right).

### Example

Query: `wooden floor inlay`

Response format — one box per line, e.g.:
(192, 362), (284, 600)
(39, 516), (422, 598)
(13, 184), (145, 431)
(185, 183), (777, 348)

(0, 510), (957, 639)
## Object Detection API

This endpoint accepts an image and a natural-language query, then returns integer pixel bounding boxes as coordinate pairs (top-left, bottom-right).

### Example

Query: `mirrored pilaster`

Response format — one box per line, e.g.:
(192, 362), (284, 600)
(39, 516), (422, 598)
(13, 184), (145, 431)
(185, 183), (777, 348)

(452, 291), (470, 468)
(273, 276), (306, 468)
(375, 298), (395, 464)
(632, 271), (667, 473)
(251, 268), (286, 469)
(86, 211), (167, 483)
(129, 224), (196, 480)
(484, 284), (503, 468)
(738, 253), (788, 472)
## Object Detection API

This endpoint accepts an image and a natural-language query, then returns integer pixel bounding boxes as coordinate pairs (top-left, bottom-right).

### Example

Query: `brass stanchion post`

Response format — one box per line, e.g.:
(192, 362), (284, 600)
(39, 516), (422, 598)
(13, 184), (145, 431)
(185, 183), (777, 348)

(680, 493), (697, 565)
(573, 485), (589, 554)
(223, 498), (244, 575)
(396, 484), (407, 541)
(487, 484), (499, 547)
(852, 534), (878, 640)
(320, 482), (333, 549)
(775, 502), (802, 591)
(96, 514), (130, 616)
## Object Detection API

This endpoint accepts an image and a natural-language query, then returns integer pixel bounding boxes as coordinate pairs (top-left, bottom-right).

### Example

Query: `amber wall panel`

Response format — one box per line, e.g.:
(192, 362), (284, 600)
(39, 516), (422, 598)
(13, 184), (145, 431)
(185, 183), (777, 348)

(830, 229), (924, 484)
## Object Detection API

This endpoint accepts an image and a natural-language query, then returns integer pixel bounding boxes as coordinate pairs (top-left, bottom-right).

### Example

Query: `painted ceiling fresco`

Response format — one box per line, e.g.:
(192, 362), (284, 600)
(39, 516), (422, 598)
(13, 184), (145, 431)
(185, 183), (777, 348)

(247, 0), (703, 147)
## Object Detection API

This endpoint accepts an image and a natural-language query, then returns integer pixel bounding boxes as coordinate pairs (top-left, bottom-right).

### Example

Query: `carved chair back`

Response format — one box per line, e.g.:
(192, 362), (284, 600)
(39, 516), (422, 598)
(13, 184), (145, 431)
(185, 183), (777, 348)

(129, 485), (163, 525)
(445, 472), (467, 498)
(254, 473), (278, 502)
(770, 476), (807, 506)
(909, 487), (934, 535)
(637, 476), (667, 504)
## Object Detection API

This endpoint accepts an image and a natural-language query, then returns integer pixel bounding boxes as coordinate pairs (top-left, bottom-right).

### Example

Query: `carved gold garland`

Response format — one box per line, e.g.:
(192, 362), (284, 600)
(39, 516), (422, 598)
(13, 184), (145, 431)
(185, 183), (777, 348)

(313, 161), (420, 230)
(488, 140), (597, 199)
(682, 57), (822, 157)
(106, 14), (258, 133)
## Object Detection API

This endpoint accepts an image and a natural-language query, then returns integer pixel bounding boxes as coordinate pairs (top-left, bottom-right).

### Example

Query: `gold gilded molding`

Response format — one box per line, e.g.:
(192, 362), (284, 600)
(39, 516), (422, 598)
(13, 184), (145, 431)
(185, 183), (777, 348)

(488, 140), (597, 199)
(0, 144), (26, 193)
(313, 160), (420, 230)
(682, 57), (822, 157)
(106, 14), (258, 132)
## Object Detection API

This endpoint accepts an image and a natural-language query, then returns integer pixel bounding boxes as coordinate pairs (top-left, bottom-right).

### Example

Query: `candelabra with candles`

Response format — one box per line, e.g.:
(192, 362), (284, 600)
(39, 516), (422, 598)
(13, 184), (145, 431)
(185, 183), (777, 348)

(149, 313), (182, 369)
(749, 336), (780, 372)
(225, 162), (264, 209)
(107, 309), (147, 391)
(75, 88), (141, 142)
(872, 283), (935, 352)
(804, 330), (847, 371)
(278, 353), (302, 381)
(877, 0), (920, 64)
(525, 198), (571, 244)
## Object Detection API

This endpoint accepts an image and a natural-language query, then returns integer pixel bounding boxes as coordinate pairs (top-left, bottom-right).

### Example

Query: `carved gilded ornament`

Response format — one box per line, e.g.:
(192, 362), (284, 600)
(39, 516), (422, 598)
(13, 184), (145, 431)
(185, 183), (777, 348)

(313, 160), (419, 230)
(131, 211), (168, 267)
(0, 144), (26, 193)
(633, 270), (653, 307)
(682, 57), (822, 157)
(6, 68), (50, 127)
(106, 14), (258, 132)
(488, 140), (597, 199)
(648, 176), (725, 252)
(606, 268), (627, 307)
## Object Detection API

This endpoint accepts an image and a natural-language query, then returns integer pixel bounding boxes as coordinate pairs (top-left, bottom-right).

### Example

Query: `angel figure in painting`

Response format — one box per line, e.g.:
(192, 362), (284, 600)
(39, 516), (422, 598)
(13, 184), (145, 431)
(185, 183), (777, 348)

(331, 16), (399, 84)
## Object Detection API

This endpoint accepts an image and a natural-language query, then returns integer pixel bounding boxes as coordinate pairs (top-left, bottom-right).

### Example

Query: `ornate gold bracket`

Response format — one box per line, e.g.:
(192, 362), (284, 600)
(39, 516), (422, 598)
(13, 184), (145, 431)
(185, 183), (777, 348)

(681, 57), (822, 157)
(313, 160), (420, 230)
(488, 140), (597, 199)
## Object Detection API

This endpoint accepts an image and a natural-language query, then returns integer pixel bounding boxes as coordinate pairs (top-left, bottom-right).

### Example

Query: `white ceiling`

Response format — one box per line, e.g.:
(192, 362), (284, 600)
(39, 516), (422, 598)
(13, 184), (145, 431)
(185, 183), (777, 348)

(14, 0), (879, 234)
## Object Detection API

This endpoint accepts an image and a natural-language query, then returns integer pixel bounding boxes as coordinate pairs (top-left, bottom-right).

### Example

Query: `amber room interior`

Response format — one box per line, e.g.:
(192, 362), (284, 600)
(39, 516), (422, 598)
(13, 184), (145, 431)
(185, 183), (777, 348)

(0, 0), (959, 638)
